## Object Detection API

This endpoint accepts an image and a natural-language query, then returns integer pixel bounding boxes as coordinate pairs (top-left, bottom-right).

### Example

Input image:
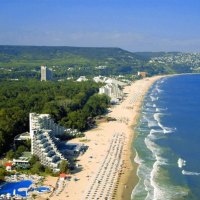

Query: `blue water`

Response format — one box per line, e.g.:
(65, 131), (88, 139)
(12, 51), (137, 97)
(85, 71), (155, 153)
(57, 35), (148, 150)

(0, 180), (50, 197)
(0, 180), (32, 197)
(36, 186), (50, 192)
(132, 74), (200, 200)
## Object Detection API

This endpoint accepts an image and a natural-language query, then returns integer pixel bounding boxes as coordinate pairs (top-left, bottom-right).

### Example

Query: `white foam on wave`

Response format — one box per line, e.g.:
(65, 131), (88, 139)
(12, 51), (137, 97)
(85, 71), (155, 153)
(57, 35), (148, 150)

(134, 151), (143, 165)
(182, 170), (200, 176)
(160, 79), (165, 84)
(140, 115), (148, 123)
(133, 133), (188, 200)
(156, 107), (168, 112)
(132, 161), (152, 199)
(153, 113), (160, 122)
(150, 129), (160, 134)
(177, 158), (186, 168)
(148, 161), (164, 200)
(163, 127), (176, 134)
(153, 113), (176, 134)
(146, 102), (152, 107)
(155, 85), (163, 93)
(146, 102), (153, 107)
(148, 166), (189, 200)
(144, 137), (168, 165)
(144, 137), (169, 200)
(156, 88), (163, 93)
(147, 119), (158, 128)
(148, 129), (163, 140)
(145, 137), (189, 200)
(150, 95), (157, 102)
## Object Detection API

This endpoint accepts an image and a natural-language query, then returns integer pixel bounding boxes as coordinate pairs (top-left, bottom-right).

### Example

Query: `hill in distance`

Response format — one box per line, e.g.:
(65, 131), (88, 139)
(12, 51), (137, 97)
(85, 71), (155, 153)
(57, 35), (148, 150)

(0, 45), (196, 78)
(0, 45), (144, 67)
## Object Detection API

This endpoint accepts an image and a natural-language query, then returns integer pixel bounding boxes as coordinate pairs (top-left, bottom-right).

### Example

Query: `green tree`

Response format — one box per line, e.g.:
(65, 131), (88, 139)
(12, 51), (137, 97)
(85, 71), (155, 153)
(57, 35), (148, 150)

(15, 145), (26, 158)
(29, 155), (40, 166)
(0, 167), (6, 181)
(6, 150), (15, 160)
(64, 110), (88, 131)
(31, 161), (44, 174)
(45, 167), (53, 175)
(83, 94), (110, 117)
(59, 160), (69, 173)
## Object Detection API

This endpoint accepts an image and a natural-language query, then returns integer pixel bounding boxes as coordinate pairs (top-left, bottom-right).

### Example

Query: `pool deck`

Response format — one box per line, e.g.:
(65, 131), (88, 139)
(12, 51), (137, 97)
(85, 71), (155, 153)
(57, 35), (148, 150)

(0, 175), (51, 199)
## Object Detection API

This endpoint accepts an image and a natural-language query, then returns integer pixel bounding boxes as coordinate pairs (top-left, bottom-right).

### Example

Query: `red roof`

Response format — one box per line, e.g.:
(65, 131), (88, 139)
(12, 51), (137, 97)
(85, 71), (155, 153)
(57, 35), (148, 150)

(5, 162), (12, 167)
(60, 173), (66, 178)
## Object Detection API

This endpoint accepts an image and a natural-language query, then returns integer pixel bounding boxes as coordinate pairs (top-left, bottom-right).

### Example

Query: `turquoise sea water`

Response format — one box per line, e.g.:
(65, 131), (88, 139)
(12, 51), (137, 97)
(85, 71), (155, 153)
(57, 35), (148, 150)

(132, 74), (200, 200)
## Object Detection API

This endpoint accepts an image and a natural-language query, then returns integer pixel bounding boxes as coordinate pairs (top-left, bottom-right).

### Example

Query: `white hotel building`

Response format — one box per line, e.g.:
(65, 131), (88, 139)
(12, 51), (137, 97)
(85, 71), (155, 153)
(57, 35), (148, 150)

(99, 83), (124, 100)
(29, 113), (66, 171)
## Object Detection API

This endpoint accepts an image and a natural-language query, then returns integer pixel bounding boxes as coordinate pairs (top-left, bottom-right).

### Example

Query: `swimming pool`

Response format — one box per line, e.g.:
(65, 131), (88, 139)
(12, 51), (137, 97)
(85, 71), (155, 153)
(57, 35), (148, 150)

(0, 180), (51, 197)
(36, 186), (50, 192)
(0, 180), (32, 197)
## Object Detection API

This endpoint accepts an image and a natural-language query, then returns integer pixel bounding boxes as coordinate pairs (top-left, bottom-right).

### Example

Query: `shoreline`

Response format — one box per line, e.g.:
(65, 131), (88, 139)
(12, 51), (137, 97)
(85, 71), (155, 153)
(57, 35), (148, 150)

(39, 75), (165, 200)
(115, 75), (165, 200)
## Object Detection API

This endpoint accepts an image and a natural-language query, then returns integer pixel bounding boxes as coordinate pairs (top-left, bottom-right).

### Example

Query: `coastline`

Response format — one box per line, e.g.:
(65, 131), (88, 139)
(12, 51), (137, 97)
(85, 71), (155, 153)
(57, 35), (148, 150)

(38, 75), (165, 200)
(114, 75), (165, 200)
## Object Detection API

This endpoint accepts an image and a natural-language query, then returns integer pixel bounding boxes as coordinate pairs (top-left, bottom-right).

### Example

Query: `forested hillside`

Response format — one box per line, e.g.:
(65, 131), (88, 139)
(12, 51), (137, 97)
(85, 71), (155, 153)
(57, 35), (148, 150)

(0, 45), (142, 67)
(0, 45), (177, 79)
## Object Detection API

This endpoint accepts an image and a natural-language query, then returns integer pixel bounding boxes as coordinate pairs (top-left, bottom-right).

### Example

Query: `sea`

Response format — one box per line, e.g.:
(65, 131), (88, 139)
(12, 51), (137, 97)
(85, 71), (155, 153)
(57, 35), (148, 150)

(132, 74), (200, 200)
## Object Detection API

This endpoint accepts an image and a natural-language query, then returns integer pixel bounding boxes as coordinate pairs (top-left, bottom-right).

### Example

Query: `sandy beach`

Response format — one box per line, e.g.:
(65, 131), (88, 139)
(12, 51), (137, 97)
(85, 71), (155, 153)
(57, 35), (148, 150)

(38, 75), (164, 200)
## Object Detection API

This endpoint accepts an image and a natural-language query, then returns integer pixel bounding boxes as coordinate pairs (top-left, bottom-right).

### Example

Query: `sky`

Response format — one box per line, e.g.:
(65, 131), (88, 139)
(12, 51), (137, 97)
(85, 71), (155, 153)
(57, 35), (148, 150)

(0, 0), (200, 52)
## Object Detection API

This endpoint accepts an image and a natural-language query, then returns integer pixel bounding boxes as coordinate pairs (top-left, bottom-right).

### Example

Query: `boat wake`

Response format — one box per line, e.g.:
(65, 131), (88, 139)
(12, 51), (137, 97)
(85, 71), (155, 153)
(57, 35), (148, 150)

(182, 170), (200, 176)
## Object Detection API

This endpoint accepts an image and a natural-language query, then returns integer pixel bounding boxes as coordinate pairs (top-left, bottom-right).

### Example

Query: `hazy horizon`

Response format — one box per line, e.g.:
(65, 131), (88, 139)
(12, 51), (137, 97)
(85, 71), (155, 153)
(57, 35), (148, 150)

(1, 44), (199, 54)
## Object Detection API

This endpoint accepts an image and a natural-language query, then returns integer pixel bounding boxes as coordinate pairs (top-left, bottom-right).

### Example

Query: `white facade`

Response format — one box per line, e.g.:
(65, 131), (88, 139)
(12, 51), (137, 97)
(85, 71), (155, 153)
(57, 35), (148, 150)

(41, 66), (52, 81)
(29, 113), (66, 170)
(104, 78), (126, 87)
(76, 76), (88, 82)
(93, 76), (126, 87)
(93, 76), (105, 83)
(99, 83), (123, 100)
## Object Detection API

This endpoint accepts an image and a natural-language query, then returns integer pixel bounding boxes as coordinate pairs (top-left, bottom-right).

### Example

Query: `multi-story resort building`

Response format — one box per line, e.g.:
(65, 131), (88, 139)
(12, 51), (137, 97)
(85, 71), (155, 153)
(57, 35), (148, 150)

(99, 83), (124, 101)
(76, 76), (88, 82)
(93, 76), (127, 87)
(29, 113), (66, 171)
(41, 65), (53, 81)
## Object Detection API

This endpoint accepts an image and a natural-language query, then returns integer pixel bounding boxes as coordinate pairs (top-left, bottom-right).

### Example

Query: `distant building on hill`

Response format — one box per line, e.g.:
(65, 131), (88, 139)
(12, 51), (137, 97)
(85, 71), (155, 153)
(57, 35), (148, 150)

(76, 76), (88, 82)
(137, 71), (147, 78)
(41, 65), (52, 81)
